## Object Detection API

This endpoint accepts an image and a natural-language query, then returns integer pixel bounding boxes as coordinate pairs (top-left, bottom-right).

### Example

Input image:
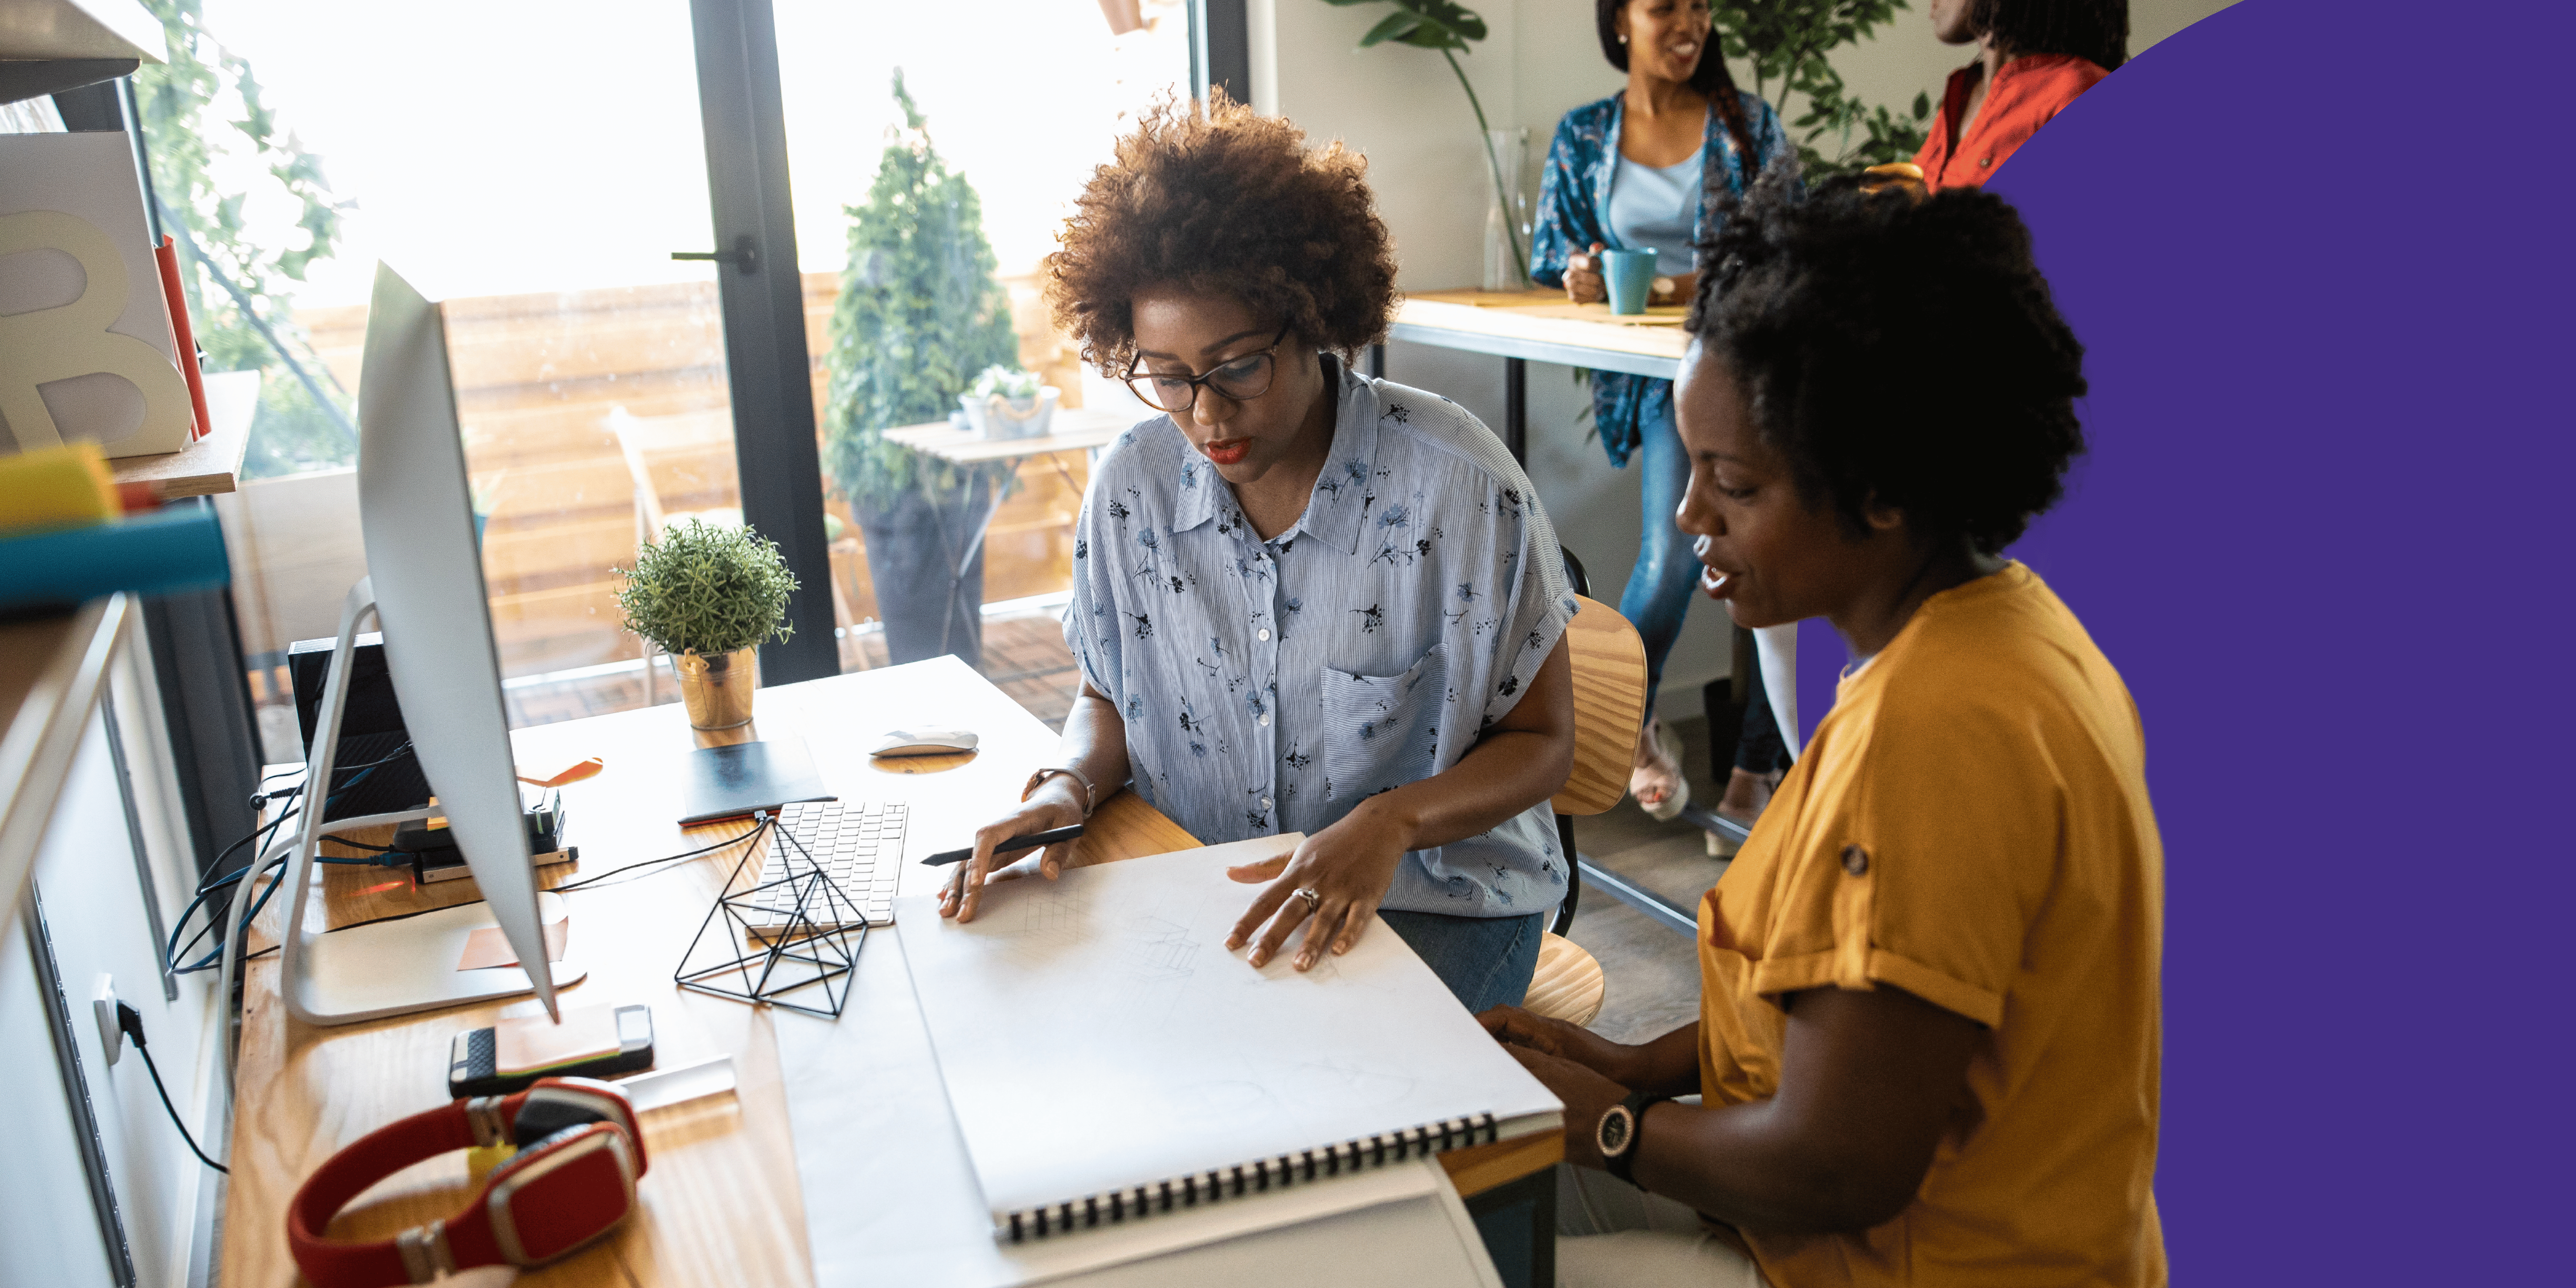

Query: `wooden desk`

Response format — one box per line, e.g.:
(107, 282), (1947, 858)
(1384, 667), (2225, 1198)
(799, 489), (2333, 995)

(222, 656), (1556, 1286)
(1384, 288), (1689, 463)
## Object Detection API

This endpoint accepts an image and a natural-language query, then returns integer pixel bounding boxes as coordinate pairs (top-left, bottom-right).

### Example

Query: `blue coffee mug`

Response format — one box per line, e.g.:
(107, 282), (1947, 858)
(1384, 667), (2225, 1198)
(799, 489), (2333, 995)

(1600, 249), (1656, 315)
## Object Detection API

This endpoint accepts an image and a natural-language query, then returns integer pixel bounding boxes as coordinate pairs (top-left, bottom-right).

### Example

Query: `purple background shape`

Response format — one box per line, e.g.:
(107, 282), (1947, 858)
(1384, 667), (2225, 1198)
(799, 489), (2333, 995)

(1789, 1), (2572, 1279)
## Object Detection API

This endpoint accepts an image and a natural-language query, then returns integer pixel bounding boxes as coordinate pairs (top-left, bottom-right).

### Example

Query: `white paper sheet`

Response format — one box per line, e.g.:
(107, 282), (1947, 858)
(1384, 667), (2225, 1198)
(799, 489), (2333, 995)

(1036, 1158), (1503, 1288)
(894, 847), (1562, 1234)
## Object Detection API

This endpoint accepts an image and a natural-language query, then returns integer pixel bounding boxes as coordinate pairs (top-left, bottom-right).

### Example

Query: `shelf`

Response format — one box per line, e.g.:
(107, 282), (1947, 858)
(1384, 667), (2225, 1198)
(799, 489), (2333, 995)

(108, 367), (258, 499)
(0, 0), (162, 105)
(0, 0), (162, 61)
(0, 55), (132, 105)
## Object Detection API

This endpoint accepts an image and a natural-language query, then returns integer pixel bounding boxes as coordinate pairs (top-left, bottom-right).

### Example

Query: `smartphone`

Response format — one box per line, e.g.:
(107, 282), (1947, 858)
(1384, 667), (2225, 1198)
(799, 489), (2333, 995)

(448, 1003), (654, 1098)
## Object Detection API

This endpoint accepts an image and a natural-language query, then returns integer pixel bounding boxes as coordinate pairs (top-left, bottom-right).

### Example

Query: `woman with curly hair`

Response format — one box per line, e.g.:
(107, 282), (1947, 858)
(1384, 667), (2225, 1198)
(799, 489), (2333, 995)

(941, 97), (1581, 1015)
(1913, 0), (2129, 189)
(1533, 0), (1799, 831)
(1483, 171), (2165, 1286)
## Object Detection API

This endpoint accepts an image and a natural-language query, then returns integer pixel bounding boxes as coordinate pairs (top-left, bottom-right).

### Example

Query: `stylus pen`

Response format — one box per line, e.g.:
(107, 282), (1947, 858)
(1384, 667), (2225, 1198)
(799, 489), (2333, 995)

(919, 824), (1085, 867)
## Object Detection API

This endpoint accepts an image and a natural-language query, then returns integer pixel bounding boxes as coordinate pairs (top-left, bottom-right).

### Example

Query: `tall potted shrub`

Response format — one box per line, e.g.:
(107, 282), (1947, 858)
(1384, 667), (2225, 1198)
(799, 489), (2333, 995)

(823, 73), (1020, 670)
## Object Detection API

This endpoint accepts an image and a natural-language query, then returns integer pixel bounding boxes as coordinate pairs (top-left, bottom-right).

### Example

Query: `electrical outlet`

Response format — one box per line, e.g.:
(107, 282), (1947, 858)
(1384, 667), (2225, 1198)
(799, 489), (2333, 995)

(93, 976), (122, 1067)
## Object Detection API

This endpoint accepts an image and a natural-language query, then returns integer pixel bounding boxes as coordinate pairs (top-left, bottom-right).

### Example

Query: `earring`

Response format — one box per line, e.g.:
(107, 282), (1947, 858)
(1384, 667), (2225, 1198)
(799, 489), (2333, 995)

(1619, 34), (1629, 44)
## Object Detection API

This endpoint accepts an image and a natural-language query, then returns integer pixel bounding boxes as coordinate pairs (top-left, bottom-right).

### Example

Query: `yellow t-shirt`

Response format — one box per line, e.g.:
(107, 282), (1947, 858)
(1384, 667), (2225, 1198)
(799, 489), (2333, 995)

(1699, 562), (2165, 1287)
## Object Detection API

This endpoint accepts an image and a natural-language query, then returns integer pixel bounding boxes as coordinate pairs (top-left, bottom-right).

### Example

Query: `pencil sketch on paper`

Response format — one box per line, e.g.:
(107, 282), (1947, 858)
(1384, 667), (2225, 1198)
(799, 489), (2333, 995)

(1123, 915), (1200, 982)
(1283, 1058), (1418, 1112)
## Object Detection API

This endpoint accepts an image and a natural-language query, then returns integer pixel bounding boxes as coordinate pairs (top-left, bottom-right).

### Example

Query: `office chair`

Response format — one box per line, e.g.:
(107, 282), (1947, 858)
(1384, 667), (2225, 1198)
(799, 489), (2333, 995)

(1519, 549), (1647, 1027)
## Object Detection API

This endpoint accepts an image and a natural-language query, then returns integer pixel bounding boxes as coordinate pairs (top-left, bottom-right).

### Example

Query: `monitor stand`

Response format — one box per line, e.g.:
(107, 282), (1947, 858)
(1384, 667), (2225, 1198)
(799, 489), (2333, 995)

(278, 578), (584, 1026)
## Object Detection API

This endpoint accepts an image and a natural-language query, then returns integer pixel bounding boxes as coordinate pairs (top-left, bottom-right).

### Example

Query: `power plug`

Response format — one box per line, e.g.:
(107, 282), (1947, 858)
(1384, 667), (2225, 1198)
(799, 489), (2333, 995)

(92, 976), (122, 1066)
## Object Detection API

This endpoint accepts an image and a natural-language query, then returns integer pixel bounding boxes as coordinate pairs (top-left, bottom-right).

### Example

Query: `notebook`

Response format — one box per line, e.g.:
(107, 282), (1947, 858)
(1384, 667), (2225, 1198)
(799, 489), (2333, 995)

(676, 738), (834, 825)
(893, 845), (1563, 1243)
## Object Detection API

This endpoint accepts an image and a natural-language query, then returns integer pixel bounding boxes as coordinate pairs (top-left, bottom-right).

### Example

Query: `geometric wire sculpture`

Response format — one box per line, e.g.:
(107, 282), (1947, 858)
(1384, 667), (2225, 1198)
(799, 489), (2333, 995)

(674, 811), (863, 1019)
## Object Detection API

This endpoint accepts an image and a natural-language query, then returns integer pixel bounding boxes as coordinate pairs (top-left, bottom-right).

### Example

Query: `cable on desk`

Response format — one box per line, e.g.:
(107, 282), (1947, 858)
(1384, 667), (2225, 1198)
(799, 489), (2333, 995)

(551, 818), (774, 894)
(225, 823), (780, 970)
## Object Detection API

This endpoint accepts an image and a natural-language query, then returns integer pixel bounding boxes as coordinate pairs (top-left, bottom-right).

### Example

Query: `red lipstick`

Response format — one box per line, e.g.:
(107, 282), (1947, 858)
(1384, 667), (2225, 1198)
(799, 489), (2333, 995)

(1203, 438), (1250, 465)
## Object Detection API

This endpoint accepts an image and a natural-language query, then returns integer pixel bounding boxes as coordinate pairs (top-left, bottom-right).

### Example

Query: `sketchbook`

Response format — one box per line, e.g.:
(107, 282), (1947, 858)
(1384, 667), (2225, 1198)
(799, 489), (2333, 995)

(894, 845), (1563, 1243)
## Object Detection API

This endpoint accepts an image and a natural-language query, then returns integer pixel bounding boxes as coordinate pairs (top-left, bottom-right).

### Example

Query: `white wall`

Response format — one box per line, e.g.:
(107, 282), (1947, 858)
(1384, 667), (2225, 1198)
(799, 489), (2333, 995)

(1258, 0), (2236, 718)
(2, 641), (224, 1288)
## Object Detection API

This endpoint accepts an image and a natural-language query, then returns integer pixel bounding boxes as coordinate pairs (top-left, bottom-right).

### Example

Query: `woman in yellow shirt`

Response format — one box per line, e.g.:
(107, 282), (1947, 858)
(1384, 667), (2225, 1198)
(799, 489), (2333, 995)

(1484, 169), (2165, 1287)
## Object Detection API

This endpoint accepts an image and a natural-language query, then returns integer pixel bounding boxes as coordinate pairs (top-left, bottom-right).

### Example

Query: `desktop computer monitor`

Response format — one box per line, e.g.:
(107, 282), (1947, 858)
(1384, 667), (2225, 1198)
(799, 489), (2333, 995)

(282, 263), (563, 1020)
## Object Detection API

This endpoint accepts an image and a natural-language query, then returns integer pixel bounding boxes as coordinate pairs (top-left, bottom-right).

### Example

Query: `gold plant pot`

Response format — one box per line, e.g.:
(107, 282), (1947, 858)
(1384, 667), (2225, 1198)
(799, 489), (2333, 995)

(670, 647), (758, 729)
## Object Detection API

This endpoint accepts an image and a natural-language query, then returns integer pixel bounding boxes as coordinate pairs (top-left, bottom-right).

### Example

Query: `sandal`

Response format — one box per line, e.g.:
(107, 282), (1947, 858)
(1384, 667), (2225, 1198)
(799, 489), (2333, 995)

(1629, 720), (1690, 822)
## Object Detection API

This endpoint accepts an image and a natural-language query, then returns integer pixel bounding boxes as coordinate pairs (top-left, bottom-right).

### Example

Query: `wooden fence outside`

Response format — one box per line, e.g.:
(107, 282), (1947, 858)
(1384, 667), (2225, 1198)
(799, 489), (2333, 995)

(246, 272), (1093, 677)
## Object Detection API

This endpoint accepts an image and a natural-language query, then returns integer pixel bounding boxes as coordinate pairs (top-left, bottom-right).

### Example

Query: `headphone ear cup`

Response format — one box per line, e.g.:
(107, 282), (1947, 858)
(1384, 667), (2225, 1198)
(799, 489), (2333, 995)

(514, 1078), (648, 1174)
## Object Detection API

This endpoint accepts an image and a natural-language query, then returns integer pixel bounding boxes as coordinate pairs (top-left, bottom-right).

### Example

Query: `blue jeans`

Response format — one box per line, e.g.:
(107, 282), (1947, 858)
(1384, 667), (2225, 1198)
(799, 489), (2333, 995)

(1617, 385), (1699, 712)
(1380, 909), (1547, 1014)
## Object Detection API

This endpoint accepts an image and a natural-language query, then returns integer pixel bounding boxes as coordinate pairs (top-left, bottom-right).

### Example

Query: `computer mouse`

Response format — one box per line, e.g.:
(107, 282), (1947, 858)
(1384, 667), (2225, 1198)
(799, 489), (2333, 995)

(872, 728), (979, 757)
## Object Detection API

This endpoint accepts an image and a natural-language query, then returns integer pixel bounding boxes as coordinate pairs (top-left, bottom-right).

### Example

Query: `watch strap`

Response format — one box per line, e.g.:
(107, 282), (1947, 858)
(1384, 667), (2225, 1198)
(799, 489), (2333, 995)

(1601, 1090), (1673, 1184)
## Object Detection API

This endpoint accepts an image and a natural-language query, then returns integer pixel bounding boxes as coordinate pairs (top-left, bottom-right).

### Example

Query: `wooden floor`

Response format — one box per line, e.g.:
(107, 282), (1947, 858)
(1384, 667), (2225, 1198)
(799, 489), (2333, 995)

(1557, 713), (1734, 1045)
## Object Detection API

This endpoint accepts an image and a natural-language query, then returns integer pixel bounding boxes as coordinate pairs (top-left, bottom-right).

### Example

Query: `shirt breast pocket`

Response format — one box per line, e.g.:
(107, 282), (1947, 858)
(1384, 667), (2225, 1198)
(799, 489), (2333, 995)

(1320, 644), (1447, 804)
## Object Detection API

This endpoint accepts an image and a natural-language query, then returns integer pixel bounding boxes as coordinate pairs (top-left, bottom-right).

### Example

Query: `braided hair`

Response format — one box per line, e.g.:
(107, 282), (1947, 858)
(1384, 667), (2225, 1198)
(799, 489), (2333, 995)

(1594, 1), (1756, 171)
(1974, 0), (2130, 72)
(1685, 170), (2087, 555)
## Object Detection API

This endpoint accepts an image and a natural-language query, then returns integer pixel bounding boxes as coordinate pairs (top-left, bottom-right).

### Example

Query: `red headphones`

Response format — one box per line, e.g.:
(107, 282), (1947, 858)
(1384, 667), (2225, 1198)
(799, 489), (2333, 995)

(287, 1077), (650, 1286)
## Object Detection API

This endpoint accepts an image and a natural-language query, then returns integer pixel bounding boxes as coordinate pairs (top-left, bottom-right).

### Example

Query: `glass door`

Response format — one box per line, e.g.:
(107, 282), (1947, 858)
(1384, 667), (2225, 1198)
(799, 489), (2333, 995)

(160, 0), (744, 744)
(763, 0), (1193, 724)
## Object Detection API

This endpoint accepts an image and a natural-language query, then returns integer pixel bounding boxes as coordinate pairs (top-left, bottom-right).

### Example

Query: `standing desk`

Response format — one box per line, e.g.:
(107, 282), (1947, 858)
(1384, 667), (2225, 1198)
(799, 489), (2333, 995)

(221, 657), (1560, 1286)
(1382, 288), (1687, 464)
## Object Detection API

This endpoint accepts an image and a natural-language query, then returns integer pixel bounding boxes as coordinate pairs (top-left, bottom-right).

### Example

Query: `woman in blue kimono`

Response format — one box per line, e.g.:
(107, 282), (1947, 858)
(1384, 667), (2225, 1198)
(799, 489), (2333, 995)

(1534, 0), (1798, 828)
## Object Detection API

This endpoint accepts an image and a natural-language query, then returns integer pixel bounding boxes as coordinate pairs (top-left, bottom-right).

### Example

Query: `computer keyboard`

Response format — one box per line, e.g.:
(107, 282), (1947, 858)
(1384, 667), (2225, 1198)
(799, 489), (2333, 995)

(739, 799), (905, 935)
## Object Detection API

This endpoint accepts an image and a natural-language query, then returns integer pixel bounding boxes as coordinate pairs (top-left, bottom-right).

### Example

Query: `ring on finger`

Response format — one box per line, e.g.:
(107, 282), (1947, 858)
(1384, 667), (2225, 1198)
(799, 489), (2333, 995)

(1293, 887), (1321, 914)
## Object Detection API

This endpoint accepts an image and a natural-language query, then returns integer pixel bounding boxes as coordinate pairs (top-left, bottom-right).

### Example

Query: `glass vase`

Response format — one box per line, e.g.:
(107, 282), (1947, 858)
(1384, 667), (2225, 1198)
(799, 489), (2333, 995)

(1482, 127), (1530, 292)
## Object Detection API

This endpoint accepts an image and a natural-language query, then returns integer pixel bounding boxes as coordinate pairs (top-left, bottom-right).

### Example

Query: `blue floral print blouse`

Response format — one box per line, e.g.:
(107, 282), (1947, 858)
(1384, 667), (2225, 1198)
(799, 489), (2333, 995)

(1531, 90), (1795, 467)
(1065, 358), (1579, 918)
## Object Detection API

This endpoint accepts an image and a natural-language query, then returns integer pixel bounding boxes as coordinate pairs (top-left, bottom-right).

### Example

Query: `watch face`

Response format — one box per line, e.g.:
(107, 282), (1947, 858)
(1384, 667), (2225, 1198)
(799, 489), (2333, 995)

(1597, 1104), (1635, 1158)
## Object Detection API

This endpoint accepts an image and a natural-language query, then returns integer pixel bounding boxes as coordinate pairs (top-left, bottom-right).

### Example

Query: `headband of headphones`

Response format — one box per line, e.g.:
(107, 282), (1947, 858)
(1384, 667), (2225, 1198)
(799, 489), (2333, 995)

(287, 1077), (649, 1286)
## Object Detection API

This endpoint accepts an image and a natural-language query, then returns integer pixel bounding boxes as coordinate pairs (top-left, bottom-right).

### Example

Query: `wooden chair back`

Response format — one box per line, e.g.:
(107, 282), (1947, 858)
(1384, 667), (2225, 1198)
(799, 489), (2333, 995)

(1550, 594), (1649, 817)
(606, 405), (670, 542)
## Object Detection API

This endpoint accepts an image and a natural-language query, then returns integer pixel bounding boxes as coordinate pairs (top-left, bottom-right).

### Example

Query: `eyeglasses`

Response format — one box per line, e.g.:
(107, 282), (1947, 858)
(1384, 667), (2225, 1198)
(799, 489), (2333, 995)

(1122, 324), (1293, 414)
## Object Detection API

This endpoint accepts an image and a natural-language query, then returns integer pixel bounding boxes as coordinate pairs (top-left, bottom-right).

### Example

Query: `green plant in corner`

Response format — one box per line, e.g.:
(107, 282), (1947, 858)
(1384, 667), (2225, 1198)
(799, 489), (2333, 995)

(613, 519), (800, 658)
(1717, 1), (1935, 179)
(1322, 0), (1525, 284)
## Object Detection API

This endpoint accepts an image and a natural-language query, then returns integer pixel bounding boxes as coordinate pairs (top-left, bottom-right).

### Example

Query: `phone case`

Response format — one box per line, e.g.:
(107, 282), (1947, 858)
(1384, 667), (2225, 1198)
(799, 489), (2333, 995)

(447, 1004), (654, 1098)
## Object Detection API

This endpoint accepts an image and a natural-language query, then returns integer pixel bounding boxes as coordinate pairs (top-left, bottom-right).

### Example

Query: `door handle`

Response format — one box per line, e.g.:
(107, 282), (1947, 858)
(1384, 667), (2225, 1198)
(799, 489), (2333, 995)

(672, 234), (759, 275)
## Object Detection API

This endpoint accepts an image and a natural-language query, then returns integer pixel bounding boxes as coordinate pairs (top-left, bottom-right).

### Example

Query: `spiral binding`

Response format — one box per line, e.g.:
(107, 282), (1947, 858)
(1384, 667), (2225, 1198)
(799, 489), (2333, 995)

(1000, 1111), (1503, 1241)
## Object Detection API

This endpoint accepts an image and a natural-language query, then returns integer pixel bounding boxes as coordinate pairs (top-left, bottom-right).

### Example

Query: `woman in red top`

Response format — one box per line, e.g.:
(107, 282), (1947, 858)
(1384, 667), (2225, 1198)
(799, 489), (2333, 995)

(1913, 0), (2128, 190)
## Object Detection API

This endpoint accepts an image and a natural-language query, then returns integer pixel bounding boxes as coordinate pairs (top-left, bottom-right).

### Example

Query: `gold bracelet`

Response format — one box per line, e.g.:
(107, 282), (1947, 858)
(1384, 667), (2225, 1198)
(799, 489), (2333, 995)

(1022, 766), (1098, 819)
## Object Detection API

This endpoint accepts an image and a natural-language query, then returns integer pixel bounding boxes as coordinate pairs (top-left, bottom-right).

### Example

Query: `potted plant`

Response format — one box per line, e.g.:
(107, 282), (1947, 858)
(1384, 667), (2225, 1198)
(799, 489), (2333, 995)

(821, 72), (1021, 670)
(613, 518), (799, 730)
(959, 364), (1058, 441)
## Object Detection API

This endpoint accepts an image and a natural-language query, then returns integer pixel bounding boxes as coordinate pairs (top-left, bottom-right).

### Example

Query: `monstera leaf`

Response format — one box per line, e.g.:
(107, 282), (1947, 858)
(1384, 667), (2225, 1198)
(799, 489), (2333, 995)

(1321, 1), (1523, 282)
(1326, 0), (1489, 51)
